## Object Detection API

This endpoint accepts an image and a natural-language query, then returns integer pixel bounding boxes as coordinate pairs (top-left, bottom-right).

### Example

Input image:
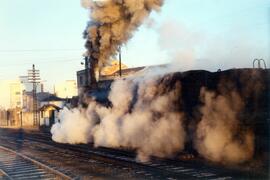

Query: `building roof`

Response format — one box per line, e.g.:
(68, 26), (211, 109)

(101, 60), (128, 76)
(113, 66), (145, 75)
(39, 104), (61, 111)
(24, 91), (65, 102)
(41, 95), (65, 102)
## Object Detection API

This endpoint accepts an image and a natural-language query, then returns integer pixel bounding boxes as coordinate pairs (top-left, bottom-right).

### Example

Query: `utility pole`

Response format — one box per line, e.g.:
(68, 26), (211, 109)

(119, 47), (122, 77)
(20, 111), (23, 128)
(28, 64), (41, 127)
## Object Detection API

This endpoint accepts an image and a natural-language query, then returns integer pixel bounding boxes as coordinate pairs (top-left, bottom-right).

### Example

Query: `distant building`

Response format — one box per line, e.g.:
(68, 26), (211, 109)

(55, 80), (77, 99)
(21, 91), (66, 127)
(0, 108), (8, 126)
(19, 76), (43, 93)
(10, 81), (23, 109)
(22, 91), (53, 112)
(39, 95), (66, 127)
(39, 104), (61, 127)
(77, 59), (145, 90)
(4, 72), (72, 127)
(9, 77), (44, 109)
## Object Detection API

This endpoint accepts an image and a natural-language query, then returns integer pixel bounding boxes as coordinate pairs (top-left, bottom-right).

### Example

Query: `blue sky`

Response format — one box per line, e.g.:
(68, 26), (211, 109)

(0, 0), (269, 93)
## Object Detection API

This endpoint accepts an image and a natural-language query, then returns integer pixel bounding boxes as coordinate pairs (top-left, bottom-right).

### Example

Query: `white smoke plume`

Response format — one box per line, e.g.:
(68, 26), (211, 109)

(82, 0), (164, 75)
(51, 72), (186, 162)
(194, 87), (254, 164)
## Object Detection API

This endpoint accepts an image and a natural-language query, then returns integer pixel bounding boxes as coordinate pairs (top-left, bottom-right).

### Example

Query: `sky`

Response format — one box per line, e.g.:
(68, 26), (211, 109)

(0, 0), (269, 107)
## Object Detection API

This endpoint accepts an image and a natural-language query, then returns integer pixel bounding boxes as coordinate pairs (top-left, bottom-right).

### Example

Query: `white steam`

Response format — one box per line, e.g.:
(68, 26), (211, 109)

(195, 87), (254, 164)
(51, 73), (186, 161)
(51, 74), (255, 164)
(51, 108), (95, 144)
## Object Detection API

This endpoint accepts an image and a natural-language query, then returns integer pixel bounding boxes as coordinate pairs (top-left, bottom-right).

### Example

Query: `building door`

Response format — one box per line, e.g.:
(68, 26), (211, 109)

(49, 110), (55, 127)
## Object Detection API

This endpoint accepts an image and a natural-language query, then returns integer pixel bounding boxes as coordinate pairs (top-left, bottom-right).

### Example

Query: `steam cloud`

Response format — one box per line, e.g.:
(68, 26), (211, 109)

(194, 87), (254, 164)
(82, 0), (164, 76)
(52, 72), (186, 162)
(51, 71), (256, 164)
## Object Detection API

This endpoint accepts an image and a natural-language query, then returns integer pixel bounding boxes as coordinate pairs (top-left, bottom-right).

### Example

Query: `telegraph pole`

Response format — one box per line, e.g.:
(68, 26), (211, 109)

(28, 64), (41, 127)
(119, 47), (122, 77)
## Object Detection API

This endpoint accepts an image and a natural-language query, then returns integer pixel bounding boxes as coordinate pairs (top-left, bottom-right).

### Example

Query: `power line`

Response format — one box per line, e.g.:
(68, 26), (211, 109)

(0, 49), (83, 53)
(0, 59), (80, 68)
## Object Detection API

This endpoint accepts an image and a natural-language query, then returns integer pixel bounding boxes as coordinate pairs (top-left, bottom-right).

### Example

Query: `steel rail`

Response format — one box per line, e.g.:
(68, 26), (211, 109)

(0, 145), (73, 180)
(0, 129), (267, 179)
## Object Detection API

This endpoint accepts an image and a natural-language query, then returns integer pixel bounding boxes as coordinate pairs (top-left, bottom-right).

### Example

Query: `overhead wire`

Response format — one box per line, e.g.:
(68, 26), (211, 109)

(0, 49), (83, 53)
(0, 58), (82, 69)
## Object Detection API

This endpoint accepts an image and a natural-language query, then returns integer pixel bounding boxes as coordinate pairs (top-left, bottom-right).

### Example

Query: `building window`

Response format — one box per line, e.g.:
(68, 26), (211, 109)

(15, 92), (21, 95)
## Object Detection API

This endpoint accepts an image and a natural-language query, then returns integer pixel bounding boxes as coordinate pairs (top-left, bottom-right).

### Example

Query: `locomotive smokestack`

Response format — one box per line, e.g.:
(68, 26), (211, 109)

(89, 56), (98, 88)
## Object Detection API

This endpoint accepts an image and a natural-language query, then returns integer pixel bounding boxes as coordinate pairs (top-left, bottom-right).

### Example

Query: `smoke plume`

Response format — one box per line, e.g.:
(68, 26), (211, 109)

(82, 0), (164, 78)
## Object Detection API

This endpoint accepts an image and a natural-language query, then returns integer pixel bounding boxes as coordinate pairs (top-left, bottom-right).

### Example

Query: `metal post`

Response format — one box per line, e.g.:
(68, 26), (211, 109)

(33, 65), (37, 126)
(6, 111), (9, 126)
(119, 47), (122, 77)
(20, 111), (22, 128)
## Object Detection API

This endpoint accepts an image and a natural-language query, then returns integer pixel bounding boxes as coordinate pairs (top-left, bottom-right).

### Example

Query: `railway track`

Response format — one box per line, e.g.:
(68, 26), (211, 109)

(0, 145), (71, 180)
(0, 128), (267, 179)
(20, 131), (267, 179)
